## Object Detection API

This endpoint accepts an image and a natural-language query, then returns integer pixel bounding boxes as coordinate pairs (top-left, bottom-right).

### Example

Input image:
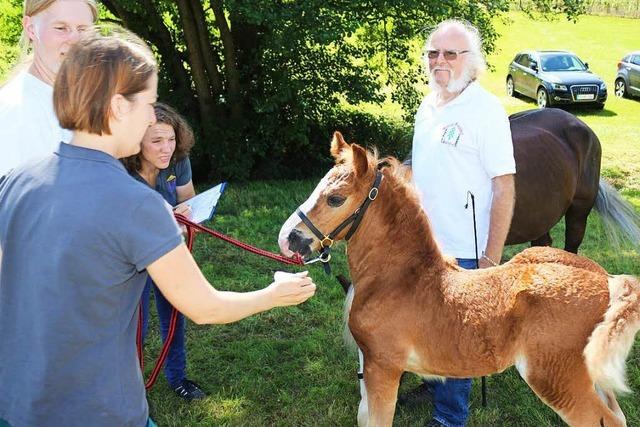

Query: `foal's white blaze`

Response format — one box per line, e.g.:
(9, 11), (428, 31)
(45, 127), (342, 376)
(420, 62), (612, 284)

(278, 171), (331, 256)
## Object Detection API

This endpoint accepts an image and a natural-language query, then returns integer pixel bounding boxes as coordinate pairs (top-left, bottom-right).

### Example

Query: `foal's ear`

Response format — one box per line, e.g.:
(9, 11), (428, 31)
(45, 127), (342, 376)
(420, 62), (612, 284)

(351, 144), (369, 177)
(330, 131), (348, 160)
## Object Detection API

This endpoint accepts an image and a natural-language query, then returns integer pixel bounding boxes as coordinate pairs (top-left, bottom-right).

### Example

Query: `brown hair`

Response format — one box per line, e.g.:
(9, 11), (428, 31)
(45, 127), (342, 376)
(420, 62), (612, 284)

(20, 0), (99, 51)
(121, 102), (196, 173)
(53, 28), (157, 135)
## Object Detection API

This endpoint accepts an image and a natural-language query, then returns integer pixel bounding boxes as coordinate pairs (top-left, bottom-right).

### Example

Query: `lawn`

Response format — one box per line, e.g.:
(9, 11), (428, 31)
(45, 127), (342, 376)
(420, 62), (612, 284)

(144, 12), (640, 426)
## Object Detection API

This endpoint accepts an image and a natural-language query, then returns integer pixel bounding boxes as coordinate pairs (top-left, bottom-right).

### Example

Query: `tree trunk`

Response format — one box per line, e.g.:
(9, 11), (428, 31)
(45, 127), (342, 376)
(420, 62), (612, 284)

(211, 0), (243, 122)
(189, 0), (224, 98)
(175, 0), (215, 125)
(101, 0), (195, 115)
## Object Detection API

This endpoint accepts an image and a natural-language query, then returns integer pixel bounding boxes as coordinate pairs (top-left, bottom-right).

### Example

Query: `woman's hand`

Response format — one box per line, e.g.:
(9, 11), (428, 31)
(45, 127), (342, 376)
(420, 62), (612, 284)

(173, 202), (192, 218)
(267, 271), (316, 307)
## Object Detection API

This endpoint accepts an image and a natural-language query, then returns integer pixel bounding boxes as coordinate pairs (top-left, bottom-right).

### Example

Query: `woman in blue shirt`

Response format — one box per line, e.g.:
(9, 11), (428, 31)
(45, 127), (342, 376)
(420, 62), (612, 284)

(0, 30), (315, 427)
(123, 103), (205, 400)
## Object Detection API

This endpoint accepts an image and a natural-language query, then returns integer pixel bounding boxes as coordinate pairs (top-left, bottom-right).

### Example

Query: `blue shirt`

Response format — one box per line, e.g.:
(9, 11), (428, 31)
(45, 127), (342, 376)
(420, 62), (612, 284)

(0, 143), (183, 427)
(133, 157), (192, 207)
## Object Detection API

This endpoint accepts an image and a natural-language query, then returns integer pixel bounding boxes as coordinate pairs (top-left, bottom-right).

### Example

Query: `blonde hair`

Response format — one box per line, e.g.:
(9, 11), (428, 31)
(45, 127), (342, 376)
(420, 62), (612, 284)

(19, 0), (99, 53)
(54, 28), (157, 135)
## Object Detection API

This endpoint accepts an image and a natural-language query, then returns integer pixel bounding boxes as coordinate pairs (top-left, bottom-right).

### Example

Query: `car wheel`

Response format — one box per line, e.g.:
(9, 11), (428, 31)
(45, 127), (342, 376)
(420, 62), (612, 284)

(614, 78), (627, 98)
(506, 76), (516, 97)
(536, 87), (549, 108)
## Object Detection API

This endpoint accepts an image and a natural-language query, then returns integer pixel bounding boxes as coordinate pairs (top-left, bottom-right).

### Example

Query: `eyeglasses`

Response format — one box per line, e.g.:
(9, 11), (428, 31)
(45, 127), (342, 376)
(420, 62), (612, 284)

(426, 49), (469, 61)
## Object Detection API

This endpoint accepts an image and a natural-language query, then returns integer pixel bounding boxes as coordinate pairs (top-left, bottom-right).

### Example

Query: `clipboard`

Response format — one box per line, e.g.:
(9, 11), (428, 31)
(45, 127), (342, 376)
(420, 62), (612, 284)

(174, 182), (227, 224)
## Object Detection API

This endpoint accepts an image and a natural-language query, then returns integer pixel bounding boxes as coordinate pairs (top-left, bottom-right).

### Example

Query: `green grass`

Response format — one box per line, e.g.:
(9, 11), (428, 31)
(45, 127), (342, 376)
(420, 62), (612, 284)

(144, 12), (640, 426)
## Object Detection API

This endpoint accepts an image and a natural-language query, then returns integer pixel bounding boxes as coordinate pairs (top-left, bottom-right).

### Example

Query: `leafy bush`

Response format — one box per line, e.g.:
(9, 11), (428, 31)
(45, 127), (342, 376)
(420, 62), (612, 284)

(190, 105), (413, 182)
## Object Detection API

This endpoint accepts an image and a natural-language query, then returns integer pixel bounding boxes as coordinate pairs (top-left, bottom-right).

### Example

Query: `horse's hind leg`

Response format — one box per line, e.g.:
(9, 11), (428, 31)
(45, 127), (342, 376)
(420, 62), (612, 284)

(564, 200), (593, 253)
(531, 231), (553, 248)
(361, 359), (402, 427)
(519, 352), (624, 426)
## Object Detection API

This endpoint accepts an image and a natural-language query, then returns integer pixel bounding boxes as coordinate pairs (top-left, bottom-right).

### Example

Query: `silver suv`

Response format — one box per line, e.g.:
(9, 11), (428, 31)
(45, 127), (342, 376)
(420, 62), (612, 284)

(615, 51), (640, 98)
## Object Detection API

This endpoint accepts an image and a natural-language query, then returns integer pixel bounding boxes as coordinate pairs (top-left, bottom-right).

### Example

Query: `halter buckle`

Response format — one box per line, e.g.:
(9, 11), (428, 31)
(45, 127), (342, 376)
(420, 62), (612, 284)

(319, 252), (332, 263)
(368, 187), (379, 201)
(303, 251), (332, 265)
(320, 236), (334, 248)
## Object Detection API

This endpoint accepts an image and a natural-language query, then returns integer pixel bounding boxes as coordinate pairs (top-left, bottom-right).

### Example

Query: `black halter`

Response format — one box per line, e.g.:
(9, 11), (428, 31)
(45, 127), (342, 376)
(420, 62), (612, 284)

(296, 171), (383, 274)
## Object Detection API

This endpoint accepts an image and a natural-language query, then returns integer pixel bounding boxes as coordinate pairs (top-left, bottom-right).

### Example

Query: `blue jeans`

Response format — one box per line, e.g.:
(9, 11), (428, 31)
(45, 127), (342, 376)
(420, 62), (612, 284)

(429, 258), (477, 427)
(141, 276), (186, 388)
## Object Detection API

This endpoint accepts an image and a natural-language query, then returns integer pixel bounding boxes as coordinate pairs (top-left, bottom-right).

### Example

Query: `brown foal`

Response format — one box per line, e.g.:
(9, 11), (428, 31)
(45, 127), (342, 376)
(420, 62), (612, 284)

(279, 133), (640, 427)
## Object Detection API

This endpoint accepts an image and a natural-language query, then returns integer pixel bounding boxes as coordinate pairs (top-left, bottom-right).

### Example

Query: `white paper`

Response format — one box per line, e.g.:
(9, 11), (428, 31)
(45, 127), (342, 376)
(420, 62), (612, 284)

(176, 182), (226, 224)
(273, 271), (308, 282)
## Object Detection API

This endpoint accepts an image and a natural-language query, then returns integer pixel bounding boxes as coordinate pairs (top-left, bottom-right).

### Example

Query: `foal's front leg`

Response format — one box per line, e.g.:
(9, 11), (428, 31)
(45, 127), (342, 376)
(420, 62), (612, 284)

(362, 358), (403, 427)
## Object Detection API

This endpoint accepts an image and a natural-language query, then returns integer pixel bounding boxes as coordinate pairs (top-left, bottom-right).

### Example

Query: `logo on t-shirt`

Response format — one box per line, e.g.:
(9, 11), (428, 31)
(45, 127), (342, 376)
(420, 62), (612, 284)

(440, 123), (463, 147)
(166, 174), (177, 193)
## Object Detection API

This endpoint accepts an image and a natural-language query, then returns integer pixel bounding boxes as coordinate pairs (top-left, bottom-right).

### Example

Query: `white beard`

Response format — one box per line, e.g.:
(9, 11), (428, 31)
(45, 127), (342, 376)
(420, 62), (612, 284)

(429, 67), (473, 95)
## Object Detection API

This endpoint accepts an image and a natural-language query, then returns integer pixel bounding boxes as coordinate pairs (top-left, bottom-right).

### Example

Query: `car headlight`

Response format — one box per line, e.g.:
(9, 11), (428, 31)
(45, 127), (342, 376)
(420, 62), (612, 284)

(600, 82), (607, 90)
(552, 83), (568, 91)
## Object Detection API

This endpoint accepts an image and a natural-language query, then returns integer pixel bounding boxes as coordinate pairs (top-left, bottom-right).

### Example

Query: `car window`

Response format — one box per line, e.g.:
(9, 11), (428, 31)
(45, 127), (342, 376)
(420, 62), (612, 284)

(516, 54), (530, 67)
(541, 54), (587, 72)
(632, 56), (640, 66)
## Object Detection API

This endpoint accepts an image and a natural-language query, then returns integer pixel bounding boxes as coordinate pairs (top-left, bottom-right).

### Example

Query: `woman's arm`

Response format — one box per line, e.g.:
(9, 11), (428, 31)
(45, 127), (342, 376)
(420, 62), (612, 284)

(176, 180), (196, 203)
(146, 244), (316, 324)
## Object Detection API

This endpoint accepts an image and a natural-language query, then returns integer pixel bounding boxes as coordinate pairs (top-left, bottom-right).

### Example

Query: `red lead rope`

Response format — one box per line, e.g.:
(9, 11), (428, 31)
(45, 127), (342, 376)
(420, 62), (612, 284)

(137, 213), (304, 390)
(173, 213), (305, 266)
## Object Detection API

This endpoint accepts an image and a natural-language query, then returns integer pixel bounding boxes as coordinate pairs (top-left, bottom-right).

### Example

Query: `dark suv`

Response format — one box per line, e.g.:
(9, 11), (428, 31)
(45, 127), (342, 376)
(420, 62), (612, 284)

(506, 50), (607, 109)
(615, 51), (640, 98)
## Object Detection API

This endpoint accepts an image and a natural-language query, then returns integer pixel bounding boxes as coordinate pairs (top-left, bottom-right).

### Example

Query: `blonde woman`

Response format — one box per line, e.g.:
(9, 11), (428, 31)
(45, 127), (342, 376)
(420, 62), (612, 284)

(0, 0), (97, 176)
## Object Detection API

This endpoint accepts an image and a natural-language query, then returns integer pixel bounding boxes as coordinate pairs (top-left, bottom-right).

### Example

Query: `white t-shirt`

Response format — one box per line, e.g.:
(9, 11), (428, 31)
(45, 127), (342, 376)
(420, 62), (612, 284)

(0, 71), (72, 177)
(412, 81), (515, 259)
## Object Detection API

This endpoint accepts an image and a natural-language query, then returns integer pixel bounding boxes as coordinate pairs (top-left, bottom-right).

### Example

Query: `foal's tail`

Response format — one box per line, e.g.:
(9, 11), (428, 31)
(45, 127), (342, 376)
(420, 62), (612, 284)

(594, 179), (640, 249)
(584, 274), (640, 394)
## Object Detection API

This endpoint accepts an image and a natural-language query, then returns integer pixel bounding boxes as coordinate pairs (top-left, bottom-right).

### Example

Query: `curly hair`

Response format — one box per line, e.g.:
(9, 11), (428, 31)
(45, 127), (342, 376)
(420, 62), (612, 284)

(121, 102), (195, 173)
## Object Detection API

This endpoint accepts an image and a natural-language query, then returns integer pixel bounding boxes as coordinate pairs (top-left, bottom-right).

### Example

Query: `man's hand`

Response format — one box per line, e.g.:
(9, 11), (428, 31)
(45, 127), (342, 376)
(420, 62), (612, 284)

(478, 253), (499, 269)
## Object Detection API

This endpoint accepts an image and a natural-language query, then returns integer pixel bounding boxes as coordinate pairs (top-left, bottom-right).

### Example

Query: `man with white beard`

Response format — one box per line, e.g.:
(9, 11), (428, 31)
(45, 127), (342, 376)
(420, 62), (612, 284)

(402, 20), (516, 427)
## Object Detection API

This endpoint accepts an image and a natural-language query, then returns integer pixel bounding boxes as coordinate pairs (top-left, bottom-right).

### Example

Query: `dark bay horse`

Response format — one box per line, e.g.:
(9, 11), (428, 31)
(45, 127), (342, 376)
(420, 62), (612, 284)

(507, 108), (640, 252)
(278, 134), (640, 426)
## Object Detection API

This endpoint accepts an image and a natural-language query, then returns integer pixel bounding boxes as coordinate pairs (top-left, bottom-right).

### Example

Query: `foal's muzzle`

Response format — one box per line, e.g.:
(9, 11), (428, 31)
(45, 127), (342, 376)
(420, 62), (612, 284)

(287, 229), (313, 257)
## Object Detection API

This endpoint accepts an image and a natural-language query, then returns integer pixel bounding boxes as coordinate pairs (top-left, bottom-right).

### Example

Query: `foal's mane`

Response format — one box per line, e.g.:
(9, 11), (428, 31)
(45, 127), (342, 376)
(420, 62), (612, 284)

(353, 147), (444, 265)
(362, 148), (422, 212)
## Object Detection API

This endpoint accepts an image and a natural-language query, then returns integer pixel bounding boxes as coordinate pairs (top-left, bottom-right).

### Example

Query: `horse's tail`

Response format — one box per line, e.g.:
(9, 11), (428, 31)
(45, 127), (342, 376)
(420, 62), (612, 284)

(584, 274), (640, 394)
(343, 283), (358, 354)
(594, 179), (640, 249)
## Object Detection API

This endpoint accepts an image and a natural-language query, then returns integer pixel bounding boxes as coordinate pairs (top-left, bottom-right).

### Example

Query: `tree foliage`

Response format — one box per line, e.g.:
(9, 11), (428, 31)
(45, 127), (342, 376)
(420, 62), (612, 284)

(2, 0), (587, 179)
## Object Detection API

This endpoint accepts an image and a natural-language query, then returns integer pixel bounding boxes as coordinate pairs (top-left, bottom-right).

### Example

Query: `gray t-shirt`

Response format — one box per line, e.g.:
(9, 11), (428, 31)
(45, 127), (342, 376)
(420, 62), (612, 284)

(0, 143), (183, 427)
(132, 157), (192, 206)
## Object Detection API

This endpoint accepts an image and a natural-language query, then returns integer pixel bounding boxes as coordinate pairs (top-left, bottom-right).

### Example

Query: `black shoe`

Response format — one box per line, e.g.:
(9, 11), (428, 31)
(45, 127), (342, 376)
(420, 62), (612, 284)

(425, 420), (445, 427)
(397, 382), (433, 407)
(173, 379), (206, 401)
